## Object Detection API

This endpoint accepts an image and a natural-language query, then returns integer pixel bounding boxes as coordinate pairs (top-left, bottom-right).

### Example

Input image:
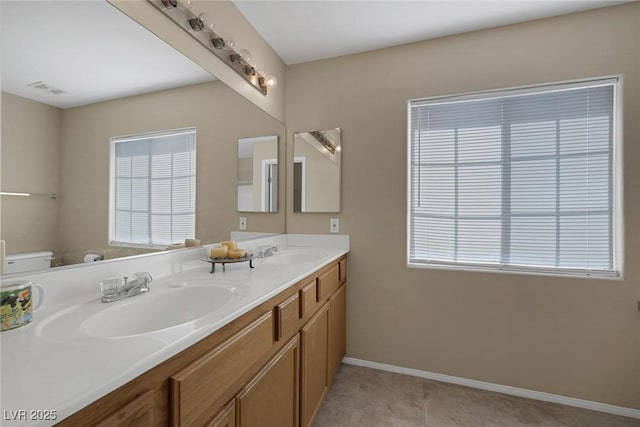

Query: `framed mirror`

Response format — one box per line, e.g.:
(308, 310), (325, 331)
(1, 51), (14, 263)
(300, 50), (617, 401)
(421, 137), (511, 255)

(292, 128), (341, 213)
(237, 136), (279, 213)
(0, 0), (285, 275)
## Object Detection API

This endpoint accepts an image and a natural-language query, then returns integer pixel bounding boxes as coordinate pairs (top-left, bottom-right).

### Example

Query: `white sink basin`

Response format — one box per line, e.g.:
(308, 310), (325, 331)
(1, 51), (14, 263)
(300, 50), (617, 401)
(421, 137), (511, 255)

(83, 283), (242, 337)
(266, 250), (328, 266)
(37, 280), (247, 340)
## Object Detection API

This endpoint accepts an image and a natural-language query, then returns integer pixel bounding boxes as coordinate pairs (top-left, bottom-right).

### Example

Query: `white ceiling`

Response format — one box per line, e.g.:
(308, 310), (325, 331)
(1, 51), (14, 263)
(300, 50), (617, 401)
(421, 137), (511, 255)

(3, 1), (628, 109)
(233, 0), (630, 65)
(0, 1), (214, 109)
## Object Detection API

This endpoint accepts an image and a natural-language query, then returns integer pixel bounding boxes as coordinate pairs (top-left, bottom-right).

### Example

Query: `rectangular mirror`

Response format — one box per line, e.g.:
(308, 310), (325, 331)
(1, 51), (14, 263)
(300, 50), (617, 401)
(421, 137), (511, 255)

(0, 0), (285, 276)
(293, 128), (341, 213)
(237, 136), (279, 213)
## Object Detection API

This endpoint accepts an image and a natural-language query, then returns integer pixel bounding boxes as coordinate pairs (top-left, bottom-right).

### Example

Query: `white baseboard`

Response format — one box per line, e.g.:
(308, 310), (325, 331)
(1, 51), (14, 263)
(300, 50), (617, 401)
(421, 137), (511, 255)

(342, 357), (640, 420)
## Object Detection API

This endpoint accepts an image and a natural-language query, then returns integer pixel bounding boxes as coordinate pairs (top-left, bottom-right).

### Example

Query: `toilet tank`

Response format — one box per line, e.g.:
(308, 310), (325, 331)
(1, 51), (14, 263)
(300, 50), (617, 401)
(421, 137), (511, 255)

(4, 251), (54, 274)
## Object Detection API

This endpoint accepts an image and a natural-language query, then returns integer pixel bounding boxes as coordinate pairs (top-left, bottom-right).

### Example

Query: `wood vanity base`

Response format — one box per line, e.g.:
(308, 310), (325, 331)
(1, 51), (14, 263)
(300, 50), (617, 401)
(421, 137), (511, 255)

(56, 255), (347, 427)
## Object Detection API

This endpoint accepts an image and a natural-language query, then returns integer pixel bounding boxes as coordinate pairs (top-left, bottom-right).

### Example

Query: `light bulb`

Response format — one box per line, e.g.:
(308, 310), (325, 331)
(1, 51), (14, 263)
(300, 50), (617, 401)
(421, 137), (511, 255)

(198, 13), (215, 32)
(223, 37), (235, 51)
(239, 49), (252, 64)
(176, 0), (191, 10)
(264, 75), (278, 88)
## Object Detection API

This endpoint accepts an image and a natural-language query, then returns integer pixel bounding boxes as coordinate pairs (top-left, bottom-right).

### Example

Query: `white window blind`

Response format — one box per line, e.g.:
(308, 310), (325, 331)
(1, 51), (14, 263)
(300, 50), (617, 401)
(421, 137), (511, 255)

(111, 128), (196, 247)
(408, 79), (619, 277)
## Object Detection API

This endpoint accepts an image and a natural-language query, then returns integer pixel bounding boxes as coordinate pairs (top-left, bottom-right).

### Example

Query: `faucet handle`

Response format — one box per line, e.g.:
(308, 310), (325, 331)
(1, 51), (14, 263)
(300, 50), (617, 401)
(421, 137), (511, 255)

(100, 277), (124, 297)
(133, 272), (152, 284)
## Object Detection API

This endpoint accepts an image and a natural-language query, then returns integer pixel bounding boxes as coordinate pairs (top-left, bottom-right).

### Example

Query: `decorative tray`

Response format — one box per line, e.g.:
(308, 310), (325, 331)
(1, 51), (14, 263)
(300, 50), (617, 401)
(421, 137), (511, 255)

(201, 253), (254, 273)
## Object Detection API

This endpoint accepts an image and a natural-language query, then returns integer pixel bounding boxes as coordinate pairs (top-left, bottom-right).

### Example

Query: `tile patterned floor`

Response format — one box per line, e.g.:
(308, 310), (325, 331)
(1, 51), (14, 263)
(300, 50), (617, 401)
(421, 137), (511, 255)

(313, 364), (640, 427)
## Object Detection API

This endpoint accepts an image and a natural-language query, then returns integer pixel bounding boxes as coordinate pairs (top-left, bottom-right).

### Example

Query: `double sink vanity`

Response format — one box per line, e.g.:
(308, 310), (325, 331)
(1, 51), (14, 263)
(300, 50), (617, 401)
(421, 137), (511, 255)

(0, 234), (349, 427)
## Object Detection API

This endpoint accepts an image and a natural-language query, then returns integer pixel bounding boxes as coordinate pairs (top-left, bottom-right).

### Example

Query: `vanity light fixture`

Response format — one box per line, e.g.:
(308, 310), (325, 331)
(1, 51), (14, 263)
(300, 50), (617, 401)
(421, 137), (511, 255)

(189, 13), (215, 33)
(230, 49), (252, 66)
(211, 37), (226, 49)
(160, 0), (191, 10)
(149, 0), (275, 95)
(261, 75), (278, 89)
(309, 131), (337, 154)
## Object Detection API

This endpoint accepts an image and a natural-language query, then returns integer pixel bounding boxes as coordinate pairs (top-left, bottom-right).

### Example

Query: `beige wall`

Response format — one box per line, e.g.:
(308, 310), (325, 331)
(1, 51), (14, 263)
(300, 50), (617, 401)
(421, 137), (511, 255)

(286, 4), (640, 409)
(1, 92), (62, 261)
(110, 0), (286, 122)
(60, 80), (285, 264)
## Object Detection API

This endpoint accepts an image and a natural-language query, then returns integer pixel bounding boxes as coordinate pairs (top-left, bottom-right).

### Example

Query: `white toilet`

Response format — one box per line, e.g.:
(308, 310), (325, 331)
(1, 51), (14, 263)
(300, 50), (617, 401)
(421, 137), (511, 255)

(3, 251), (54, 274)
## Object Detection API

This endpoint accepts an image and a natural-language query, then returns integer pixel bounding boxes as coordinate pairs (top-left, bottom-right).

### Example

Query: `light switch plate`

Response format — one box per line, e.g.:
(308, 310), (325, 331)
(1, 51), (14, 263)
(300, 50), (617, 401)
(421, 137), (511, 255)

(330, 218), (339, 233)
(239, 217), (247, 230)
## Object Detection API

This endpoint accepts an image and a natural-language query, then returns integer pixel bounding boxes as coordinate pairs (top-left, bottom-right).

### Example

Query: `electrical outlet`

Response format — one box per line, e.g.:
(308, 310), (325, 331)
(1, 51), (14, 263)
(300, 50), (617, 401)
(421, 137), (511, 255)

(239, 217), (247, 230)
(330, 218), (339, 233)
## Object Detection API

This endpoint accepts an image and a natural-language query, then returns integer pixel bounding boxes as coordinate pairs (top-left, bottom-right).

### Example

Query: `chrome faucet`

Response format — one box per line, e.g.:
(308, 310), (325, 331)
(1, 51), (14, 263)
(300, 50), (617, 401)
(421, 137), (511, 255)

(101, 272), (152, 303)
(263, 245), (280, 257)
(256, 244), (280, 258)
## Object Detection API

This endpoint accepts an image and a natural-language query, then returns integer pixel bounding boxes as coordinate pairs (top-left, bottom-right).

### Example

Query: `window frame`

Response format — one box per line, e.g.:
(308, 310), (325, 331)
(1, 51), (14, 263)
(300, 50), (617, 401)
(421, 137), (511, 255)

(108, 127), (197, 249)
(406, 76), (624, 279)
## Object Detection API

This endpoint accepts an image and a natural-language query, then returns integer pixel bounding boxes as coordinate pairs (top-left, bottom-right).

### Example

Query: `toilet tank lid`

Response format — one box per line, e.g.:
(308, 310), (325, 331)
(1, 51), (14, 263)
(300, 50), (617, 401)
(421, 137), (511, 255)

(6, 251), (53, 261)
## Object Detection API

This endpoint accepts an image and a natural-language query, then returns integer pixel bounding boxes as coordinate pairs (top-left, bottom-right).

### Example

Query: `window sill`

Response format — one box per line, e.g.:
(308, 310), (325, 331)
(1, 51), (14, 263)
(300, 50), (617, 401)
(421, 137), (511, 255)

(109, 241), (168, 250)
(407, 260), (622, 280)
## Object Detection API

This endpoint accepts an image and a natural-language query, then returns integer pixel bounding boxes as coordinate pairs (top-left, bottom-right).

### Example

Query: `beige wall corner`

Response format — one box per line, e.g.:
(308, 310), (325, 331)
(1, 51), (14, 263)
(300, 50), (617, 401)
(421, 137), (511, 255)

(108, 0), (286, 123)
(285, 3), (640, 409)
(1, 92), (62, 259)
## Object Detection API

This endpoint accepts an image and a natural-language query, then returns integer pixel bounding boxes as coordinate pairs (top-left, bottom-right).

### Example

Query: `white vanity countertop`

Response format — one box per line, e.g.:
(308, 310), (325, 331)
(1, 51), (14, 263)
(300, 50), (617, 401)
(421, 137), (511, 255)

(0, 234), (349, 426)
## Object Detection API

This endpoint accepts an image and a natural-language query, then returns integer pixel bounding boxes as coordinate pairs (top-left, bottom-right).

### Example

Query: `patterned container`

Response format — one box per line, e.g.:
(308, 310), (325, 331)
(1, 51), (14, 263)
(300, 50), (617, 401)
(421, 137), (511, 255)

(1, 281), (44, 331)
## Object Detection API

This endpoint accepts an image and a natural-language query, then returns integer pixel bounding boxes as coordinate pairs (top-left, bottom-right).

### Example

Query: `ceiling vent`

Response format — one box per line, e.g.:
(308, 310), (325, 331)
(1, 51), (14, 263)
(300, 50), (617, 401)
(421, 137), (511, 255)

(26, 81), (65, 95)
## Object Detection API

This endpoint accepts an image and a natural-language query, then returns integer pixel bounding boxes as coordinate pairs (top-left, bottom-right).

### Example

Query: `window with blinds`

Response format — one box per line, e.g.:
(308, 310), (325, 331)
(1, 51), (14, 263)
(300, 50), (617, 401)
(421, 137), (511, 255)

(110, 128), (196, 247)
(408, 78), (620, 277)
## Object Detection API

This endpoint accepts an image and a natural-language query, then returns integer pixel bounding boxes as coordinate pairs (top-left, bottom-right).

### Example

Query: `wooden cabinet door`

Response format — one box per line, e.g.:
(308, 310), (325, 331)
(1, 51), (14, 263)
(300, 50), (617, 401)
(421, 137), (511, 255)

(236, 335), (300, 427)
(94, 390), (154, 427)
(328, 284), (346, 385)
(170, 311), (274, 427)
(300, 303), (329, 427)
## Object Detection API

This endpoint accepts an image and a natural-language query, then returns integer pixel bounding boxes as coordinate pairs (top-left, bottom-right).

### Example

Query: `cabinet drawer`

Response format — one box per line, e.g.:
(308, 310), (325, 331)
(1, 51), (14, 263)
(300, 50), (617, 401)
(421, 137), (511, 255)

(169, 312), (273, 427)
(276, 293), (299, 341)
(299, 279), (318, 318)
(95, 390), (154, 427)
(339, 258), (347, 283)
(318, 264), (340, 301)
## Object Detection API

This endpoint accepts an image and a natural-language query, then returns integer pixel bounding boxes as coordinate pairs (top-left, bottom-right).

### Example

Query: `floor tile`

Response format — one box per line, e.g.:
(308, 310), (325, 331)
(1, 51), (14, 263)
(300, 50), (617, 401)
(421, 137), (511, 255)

(313, 364), (640, 427)
(567, 406), (640, 427)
